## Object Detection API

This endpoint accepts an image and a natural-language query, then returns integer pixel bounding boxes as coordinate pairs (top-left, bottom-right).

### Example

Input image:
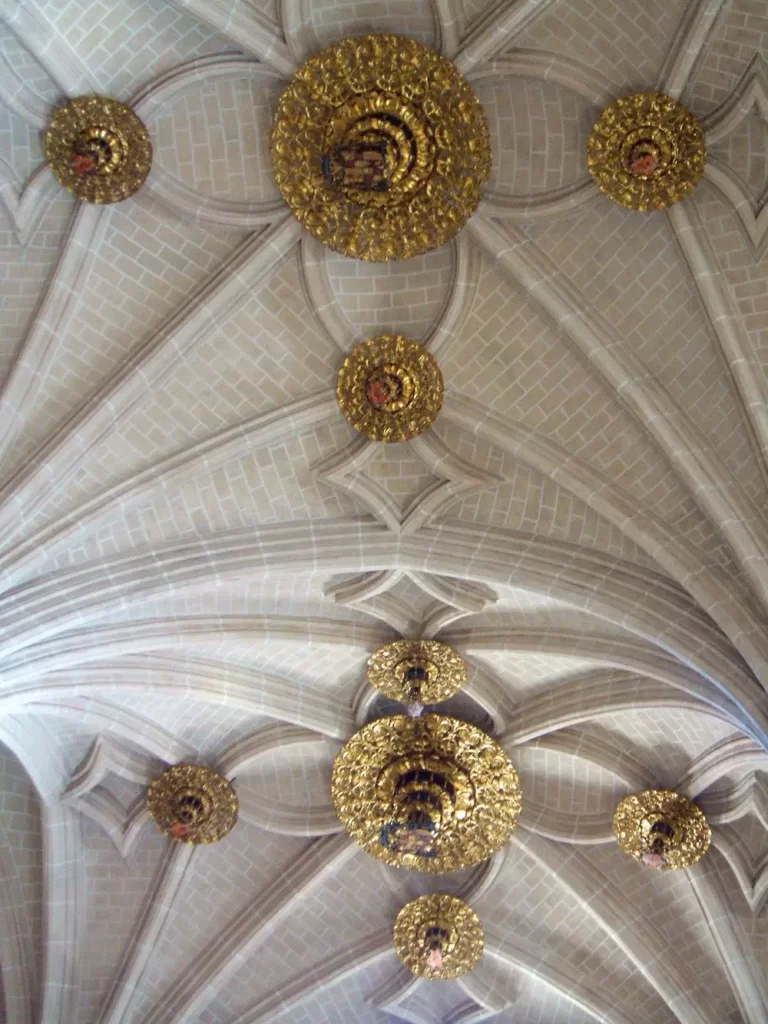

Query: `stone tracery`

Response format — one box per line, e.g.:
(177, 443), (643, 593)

(0, 1), (766, 1022)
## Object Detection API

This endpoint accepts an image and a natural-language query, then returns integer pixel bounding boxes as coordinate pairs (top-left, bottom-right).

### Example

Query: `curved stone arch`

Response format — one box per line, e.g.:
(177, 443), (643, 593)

(95, 841), (196, 1024)
(0, 764), (38, 1024)
(510, 831), (717, 1024)
(0, 598), (748, 739)
(668, 196), (768, 530)
(519, 803), (615, 845)
(480, 178), (603, 221)
(687, 854), (768, 1023)
(500, 668), (741, 744)
(0, 716), (66, 805)
(0, 391), (338, 586)
(37, 804), (83, 1024)
(454, 0), (561, 74)
(467, 51), (610, 219)
(447, 624), (753, 734)
(0, 0), (97, 95)
(130, 53), (289, 228)
(0, 217), (301, 546)
(700, 773), (768, 826)
(281, 0), (453, 64)
(430, 0), (461, 56)
(162, 0), (294, 74)
(442, 395), (768, 688)
(0, 202), (107, 477)
(710, 827), (768, 916)
(468, 217), (768, 622)
(0, 526), (763, 740)
(130, 52), (284, 119)
(0, 721), (82, 1024)
(454, 969), (513, 1021)
(0, 615), (389, 680)
(530, 728), (656, 792)
(299, 229), (476, 361)
(144, 165), (286, 229)
(0, 41), (50, 127)
(467, 50), (614, 105)
(0, 523), (732, 665)
(0, 657), (355, 740)
(217, 722), (338, 775)
(217, 722), (343, 835)
(508, 696), (766, 845)
(0, 5), (763, 1024)
(226, 932), (394, 1024)
(482, 930), (643, 1024)
(279, 0), (319, 65)
(0, 163), (61, 248)
(142, 833), (357, 1024)
(299, 235), (357, 354)
(25, 699), (192, 764)
(237, 795), (341, 836)
(658, 0), (728, 99)
(62, 735), (157, 798)
(0, 629), (761, 758)
(423, 232), (480, 357)
(676, 736), (768, 797)
(700, 161), (768, 257)
(313, 430), (503, 536)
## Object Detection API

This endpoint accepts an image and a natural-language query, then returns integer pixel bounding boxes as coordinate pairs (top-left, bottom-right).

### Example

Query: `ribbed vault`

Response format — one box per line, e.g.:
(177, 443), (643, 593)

(0, 1), (766, 1022)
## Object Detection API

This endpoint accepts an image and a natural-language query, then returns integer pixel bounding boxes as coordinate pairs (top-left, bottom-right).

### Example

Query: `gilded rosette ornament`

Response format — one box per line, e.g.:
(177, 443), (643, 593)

(147, 764), (238, 844)
(368, 639), (466, 705)
(331, 714), (521, 872)
(394, 894), (484, 979)
(45, 95), (152, 204)
(337, 335), (443, 442)
(587, 92), (705, 211)
(271, 34), (491, 261)
(613, 789), (711, 870)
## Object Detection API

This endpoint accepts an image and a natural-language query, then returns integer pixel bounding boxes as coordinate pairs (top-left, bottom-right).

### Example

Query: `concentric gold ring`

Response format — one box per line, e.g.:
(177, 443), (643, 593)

(271, 34), (491, 260)
(147, 764), (238, 844)
(46, 95), (152, 204)
(613, 789), (711, 870)
(587, 92), (705, 211)
(331, 714), (521, 872)
(394, 894), (484, 979)
(368, 640), (466, 704)
(337, 335), (443, 442)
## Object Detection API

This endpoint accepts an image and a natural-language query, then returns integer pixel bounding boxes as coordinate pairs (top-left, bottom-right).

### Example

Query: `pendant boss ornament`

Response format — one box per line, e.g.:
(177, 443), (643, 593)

(394, 894), (484, 979)
(147, 764), (238, 844)
(331, 713), (521, 872)
(271, 34), (491, 261)
(336, 335), (443, 442)
(587, 91), (705, 211)
(45, 95), (152, 204)
(367, 639), (467, 714)
(613, 789), (711, 870)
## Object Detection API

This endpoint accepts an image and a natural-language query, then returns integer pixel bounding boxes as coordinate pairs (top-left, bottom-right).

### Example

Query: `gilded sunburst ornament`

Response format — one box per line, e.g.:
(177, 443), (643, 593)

(45, 95), (152, 204)
(368, 639), (467, 707)
(613, 789), (711, 870)
(147, 764), (238, 844)
(394, 894), (484, 979)
(331, 714), (521, 872)
(271, 34), (491, 260)
(336, 334), (443, 442)
(587, 91), (705, 211)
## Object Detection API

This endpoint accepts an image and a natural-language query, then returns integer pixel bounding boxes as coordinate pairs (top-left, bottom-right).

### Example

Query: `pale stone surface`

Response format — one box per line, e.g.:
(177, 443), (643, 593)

(0, 2), (766, 1023)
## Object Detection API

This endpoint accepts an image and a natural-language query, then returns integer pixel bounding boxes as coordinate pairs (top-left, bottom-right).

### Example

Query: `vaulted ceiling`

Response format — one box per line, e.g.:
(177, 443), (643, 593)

(0, 1), (767, 1022)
